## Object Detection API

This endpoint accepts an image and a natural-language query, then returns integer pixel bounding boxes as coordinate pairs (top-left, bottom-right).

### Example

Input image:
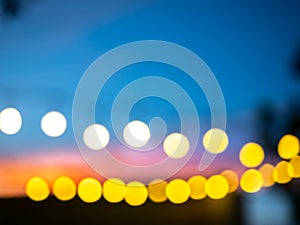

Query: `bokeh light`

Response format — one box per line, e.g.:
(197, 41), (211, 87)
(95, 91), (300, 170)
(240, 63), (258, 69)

(220, 170), (239, 193)
(204, 175), (229, 200)
(124, 181), (148, 206)
(163, 133), (190, 159)
(259, 163), (275, 187)
(240, 169), (263, 193)
(273, 161), (292, 184)
(77, 178), (102, 203)
(53, 176), (76, 201)
(278, 134), (299, 160)
(202, 128), (229, 154)
(287, 156), (300, 178)
(147, 179), (168, 203)
(166, 179), (190, 204)
(123, 120), (151, 148)
(187, 175), (207, 200)
(83, 124), (110, 150)
(41, 111), (67, 137)
(103, 178), (126, 203)
(26, 177), (49, 201)
(0, 107), (22, 135)
(239, 142), (264, 168)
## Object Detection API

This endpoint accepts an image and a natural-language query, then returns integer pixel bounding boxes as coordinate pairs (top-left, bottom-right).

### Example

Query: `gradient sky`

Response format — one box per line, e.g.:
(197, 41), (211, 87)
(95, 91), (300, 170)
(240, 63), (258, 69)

(0, 0), (300, 156)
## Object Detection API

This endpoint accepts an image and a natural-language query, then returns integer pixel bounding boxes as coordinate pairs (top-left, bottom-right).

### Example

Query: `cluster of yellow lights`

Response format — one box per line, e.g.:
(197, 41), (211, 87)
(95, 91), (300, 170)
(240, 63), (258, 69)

(26, 133), (300, 205)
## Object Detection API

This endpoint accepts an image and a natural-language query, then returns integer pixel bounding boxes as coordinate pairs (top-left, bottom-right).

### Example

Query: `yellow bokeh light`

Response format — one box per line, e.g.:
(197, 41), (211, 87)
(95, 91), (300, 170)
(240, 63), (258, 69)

(202, 128), (229, 154)
(163, 133), (190, 159)
(204, 175), (229, 200)
(53, 176), (76, 201)
(273, 161), (292, 184)
(103, 178), (126, 203)
(287, 156), (300, 178)
(77, 178), (102, 203)
(239, 142), (264, 168)
(125, 181), (148, 206)
(166, 179), (190, 204)
(147, 179), (168, 203)
(278, 134), (299, 160)
(240, 169), (263, 193)
(220, 170), (239, 193)
(259, 163), (275, 187)
(26, 177), (49, 201)
(187, 175), (207, 200)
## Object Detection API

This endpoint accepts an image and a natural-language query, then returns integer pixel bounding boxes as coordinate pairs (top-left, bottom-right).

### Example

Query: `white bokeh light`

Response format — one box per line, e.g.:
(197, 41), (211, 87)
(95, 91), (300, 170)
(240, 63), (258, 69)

(41, 111), (67, 137)
(83, 124), (110, 150)
(123, 120), (151, 148)
(163, 133), (190, 159)
(0, 108), (22, 135)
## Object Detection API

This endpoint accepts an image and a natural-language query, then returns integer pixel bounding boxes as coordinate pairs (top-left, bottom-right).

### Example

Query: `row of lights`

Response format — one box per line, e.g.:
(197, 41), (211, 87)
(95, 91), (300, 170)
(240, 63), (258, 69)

(0, 107), (230, 159)
(0, 108), (67, 137)
(26, 134), (300, 205)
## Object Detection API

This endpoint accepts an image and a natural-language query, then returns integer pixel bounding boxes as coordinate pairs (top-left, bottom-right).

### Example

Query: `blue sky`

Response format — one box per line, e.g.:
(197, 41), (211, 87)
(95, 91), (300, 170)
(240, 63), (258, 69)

(0, 0), (300, 154)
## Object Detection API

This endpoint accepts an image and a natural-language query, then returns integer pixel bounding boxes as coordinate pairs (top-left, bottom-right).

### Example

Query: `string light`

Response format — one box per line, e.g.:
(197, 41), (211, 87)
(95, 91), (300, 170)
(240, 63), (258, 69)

(259, 163), (275, 188)
(204, 175), (229, 200)
(0, 107), (22, 135)
(124, 181), (148, 206)
(278, 134), (299, 160)
(163, 133), (190, 159)
(220, 170), (239, 193)
(202, 128), (229, 154)
(77, 177), (102, 203)
(240, 169), (263, 193)
(103, 178), (126, 203)
(166, 179), (190, 204)
(187, 175), (207, 200)
(287, 156), (300, 178)
(273, 161), (292, 184)
(53, 176), (76, 201)
(26, 177), (49, 201)
(239, 142), (264, 168)
(147, 179), (168, 203)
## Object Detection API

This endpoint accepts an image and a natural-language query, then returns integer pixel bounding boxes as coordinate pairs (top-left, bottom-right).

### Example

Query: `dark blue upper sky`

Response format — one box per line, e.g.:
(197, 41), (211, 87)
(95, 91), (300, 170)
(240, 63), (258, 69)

(0, 0), (300, 154)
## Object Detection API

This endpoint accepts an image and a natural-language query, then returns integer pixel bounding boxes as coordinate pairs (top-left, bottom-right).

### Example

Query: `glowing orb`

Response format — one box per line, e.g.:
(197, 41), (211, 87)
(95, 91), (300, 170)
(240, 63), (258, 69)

(204, 175), (229, 200)
(53, 176), (76, 201)
(103, 178), (126, 203)
(125, 181), (148, 206)
(41, 111), (67, 137)
(202, 128), (229, 154)
(26, 177), (49, 201)
(287, 156), (300, 178)
(123, 120), (151, 148)
(240, 169), (263, 193)
(273, 161), (291, 184)
(220, 170), (239, 193)
(166, 179), (190, 204)
(187, 175), (207, 200)
(163, 133), (190, 159)
(77, 178), (102, 203)
(239, 142), (264, 168)
(0, 107), (22, 135)
(147, 179), (168, 203)
(259, 163), (275, 187)
(83, 124), (110, 150)
(278, 134), (299, 160)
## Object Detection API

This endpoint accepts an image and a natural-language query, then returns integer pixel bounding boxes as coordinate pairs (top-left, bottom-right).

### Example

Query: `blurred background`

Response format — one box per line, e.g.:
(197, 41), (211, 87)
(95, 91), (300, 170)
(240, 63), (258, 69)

(0, 0), (300, 224)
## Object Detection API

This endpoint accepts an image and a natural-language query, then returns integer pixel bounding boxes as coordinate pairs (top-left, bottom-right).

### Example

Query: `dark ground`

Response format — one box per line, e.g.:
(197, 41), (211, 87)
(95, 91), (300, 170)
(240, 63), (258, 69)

(0, 194), (242, 225)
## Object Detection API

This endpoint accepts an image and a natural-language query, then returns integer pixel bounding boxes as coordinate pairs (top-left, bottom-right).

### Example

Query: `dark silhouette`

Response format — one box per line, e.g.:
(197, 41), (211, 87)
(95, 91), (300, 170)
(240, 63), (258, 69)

(256, 45), (300, 223)
(1, 0), (20, 17)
